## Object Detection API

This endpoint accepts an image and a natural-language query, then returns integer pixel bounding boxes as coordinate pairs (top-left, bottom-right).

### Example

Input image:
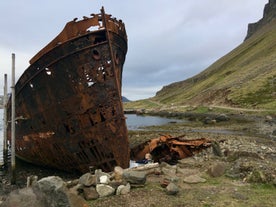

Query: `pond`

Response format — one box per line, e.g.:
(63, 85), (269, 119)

(125, 113), (183, 130)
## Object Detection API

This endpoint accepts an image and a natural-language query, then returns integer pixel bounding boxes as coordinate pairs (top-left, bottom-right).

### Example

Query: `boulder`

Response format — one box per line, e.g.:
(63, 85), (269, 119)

(99, 175), (110, 184)
(183, 175), (206, 184)
(211, 141), (223, 157)
(116, 183), (131, 195)
(35, 176), (88, 207)
(114, 166), (124, 181)
(78, 173), (96, 187)
(122, 171), (146, 185)
(66, 179), (79, 188)
(166, 183), (179, 195)
(215, 114), (229, 122)
(95, 169), (111, 183)
(2, 176), (88, 207)
(96, 184), (115, 197)
(207, 162), (226, 177)
(83, 186), (99, 200)
(0, 188), (47, 207)
(160, 162), (177, 177)
(204, 117), (216, 124)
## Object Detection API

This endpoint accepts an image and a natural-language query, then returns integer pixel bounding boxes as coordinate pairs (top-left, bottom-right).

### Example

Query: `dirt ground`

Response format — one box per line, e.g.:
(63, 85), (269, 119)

(1, 112), (276, 207)
(89, 113), (276, 207)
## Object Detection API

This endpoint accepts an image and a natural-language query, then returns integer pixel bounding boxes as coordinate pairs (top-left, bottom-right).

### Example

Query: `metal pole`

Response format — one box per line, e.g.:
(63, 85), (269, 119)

(3, 74), (8, 165)
(11, 53), (16, 184)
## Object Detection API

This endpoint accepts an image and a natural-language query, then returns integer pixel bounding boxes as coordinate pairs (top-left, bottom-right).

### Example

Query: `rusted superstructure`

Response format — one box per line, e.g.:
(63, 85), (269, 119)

(7, 7), (130, 173)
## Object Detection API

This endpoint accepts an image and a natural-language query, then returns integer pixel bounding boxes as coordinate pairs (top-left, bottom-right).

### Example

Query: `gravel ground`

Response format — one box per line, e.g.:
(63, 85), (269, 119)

(0, 112), (275, 206)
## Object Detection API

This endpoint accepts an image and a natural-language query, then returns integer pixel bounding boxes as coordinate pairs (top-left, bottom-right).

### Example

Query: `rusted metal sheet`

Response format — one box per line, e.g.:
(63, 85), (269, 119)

(130, 135), (212, 164)
(7, 7), (129, 173)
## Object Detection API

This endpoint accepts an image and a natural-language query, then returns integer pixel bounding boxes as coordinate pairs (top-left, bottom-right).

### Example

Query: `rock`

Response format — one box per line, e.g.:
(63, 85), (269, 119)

(96, 184), (115, 197)
(66, 179), (79, 188)
(35, 176), (66, 194)
(160, 162), (177, 176)
(99, 175), (110, 184)
(160, 178), (170, 188)
(116, 183), (131, 195)
(183, 175), (206, 184)
(114, 166), (124, 181)
(265, 115), (273, 122)
(0, 188), (47, 207)
(123, 171), (146, 185)
(215, 114), (229, 122)
(2, 176), (88, 207)
(211, 141), (223, 157)
(35, 176), (88, 207)
(232, 192), (249, 201)
(207, 162), (226, 177)
(245, 0), (276, 39)
(272, 129), (276, 136)
(204, 117), (216, 124)
(95, 169), (111, 183)
(108, 180), (128, 189)
(79, 173), (96, 187)
(160, 177), (179, 188)
(128, 162), (160, 175)
(166, 183), (179, 195)
(83, 186), (99, 200)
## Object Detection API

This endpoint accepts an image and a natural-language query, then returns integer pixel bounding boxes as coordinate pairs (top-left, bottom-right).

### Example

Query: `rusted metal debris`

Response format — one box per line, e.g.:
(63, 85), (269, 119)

(130, 135), (212, 165)
(7, 7), (129, 173)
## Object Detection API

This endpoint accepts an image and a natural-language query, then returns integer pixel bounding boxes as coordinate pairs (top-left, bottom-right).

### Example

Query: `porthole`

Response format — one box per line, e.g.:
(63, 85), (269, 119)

(92, 49), (100, 60)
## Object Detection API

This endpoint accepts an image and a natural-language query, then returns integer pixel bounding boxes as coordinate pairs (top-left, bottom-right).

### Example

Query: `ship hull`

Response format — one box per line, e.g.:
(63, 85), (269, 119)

(7, 8), (129, 173)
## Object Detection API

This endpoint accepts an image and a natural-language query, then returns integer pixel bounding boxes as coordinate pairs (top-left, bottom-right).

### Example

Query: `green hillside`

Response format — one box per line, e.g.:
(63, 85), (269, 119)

(153, 20), (276, 110)
(125, 3), (276, 112)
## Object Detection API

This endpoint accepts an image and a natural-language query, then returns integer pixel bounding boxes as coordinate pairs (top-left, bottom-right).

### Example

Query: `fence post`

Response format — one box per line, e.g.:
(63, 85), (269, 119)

(11, 53), (16, 184)
(3, 74), (8, 165)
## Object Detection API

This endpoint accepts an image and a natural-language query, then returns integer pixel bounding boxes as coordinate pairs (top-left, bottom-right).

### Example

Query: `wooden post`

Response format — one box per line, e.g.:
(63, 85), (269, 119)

(11, 53), (16, 184)
(3, 74), (8, 165)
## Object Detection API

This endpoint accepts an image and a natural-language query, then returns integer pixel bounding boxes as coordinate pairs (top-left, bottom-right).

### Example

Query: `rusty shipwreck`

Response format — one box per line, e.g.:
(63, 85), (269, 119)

(7, 7), (130, 173)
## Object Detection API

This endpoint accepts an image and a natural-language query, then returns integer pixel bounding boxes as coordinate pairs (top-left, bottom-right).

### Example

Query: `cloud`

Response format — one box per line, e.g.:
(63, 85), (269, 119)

(123, 86), (162, 101)
(0, 0), (268, 100)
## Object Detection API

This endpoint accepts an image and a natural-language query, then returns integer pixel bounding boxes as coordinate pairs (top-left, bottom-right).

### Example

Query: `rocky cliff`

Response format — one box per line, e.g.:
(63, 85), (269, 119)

(245, 0), (276, 40)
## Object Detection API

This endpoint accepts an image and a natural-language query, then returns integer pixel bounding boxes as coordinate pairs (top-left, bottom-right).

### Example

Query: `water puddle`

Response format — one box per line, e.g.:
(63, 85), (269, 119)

(125, 114), (184, 130)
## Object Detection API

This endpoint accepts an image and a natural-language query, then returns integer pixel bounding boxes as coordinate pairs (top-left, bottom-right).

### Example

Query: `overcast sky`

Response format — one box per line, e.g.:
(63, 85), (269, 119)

(0, 0), (267, 100)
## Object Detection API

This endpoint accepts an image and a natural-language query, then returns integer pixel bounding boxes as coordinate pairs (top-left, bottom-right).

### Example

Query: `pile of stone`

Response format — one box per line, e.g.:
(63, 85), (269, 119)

(0, 163), (161, 207)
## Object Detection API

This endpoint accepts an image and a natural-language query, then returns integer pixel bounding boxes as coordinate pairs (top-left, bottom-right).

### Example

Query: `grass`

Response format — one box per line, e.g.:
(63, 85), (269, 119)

(126, 21), (276, 111)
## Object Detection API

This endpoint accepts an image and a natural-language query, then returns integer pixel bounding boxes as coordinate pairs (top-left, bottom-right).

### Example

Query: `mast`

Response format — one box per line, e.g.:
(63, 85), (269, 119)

(101, 7), (124, 107)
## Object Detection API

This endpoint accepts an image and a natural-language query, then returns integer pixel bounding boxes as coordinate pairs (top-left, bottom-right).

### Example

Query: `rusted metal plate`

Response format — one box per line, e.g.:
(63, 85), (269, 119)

(7, 7), (129, 173)
(130, 135), (212, 165)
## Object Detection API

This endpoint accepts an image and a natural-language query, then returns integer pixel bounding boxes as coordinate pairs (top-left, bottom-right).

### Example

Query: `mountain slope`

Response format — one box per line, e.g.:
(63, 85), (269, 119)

(152, 2), (276, 110)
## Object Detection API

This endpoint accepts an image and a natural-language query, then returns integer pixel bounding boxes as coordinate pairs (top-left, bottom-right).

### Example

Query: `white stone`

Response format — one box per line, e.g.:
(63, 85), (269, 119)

(96, 184), (115, 197)
(99, 175), (110, 184)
